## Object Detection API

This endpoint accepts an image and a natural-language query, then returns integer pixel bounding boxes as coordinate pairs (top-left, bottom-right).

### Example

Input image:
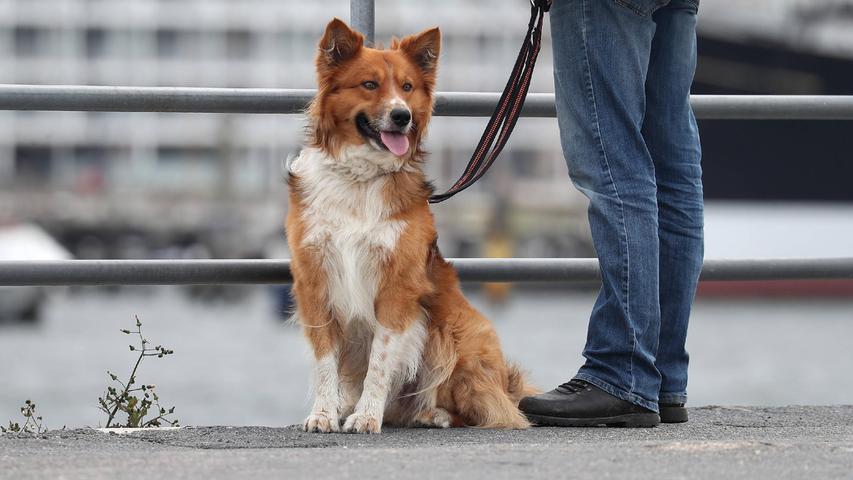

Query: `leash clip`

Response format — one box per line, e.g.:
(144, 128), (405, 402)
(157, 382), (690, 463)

(530, 0), (552, 12)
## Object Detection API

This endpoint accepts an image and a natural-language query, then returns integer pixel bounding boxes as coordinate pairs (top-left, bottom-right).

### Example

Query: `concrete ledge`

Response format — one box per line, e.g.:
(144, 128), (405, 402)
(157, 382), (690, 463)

(2, 406), (852, 479)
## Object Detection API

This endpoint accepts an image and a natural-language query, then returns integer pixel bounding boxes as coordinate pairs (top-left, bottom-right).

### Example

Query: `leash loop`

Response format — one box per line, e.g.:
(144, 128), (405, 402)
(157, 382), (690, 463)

(429, 0), (550, 204)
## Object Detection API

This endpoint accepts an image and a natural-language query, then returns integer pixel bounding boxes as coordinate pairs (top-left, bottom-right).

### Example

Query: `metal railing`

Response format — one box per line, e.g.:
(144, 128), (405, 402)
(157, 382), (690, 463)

(1, 85), (853, 119)
(0, 0), (851, 287)
(0, 258), (851, 286)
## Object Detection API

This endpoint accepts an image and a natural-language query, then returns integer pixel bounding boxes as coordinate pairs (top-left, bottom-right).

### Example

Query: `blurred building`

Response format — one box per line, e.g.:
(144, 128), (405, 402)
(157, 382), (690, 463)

(0, 0), (851, 260)
(0, 0), (587, 259)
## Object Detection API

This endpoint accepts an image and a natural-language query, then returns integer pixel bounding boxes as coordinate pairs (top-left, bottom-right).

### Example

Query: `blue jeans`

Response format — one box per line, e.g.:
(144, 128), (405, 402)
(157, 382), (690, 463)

(550, 0), (704, 412)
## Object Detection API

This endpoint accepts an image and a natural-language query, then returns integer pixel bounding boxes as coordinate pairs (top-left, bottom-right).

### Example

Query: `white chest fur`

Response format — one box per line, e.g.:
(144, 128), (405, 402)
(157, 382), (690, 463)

(289, 147), (407, 324)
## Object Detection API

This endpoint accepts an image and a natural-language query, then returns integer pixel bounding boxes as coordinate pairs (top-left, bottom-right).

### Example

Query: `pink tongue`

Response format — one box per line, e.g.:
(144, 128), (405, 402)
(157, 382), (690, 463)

(380, 131), (410, 156)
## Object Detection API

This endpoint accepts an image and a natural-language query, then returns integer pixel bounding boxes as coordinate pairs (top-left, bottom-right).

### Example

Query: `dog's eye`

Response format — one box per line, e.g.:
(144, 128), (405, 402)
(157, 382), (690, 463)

(361, 81), (378, 90)
(402, 83), (413, 92)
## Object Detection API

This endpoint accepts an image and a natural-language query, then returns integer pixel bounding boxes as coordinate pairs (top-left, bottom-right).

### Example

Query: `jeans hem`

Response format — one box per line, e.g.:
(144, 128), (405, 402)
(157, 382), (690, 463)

(658, 393), (688, 404)
(574, 372), (659, 413)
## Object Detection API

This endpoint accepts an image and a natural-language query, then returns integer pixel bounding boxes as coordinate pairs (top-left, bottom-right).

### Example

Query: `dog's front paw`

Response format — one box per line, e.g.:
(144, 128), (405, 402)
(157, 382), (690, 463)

(343, 412), (382, 434)
(303, 411), (340, 433)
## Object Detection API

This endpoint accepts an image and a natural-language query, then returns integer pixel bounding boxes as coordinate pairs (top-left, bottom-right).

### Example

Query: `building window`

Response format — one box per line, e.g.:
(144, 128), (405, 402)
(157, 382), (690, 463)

(225, 30), (254, 59)
(477, 32), (489, 58)
(154, 147), (221, 191)
(156, 29), (202, 58)
(85, 28), (107, 58)
(72, 145), (109, 193)
(14, 145), (53, 183)
(156, 29), (179, 57)
(14, 26), (46, 57)
(511, 149), (547, 178)
(74, 145), (110, 168)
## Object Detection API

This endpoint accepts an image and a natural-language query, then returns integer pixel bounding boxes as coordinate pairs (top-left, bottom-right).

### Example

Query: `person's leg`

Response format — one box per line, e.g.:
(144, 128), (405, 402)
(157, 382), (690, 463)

(547, 0), (665, 412)
(643, 0), (704, 415)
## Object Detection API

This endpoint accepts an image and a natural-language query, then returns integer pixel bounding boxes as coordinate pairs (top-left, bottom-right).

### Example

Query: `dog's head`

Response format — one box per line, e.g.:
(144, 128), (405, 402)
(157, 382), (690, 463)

(309, 18), (440, 162)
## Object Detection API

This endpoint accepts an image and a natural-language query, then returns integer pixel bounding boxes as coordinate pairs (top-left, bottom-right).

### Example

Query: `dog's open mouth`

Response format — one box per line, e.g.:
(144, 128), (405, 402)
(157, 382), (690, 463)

(356, 113), (410, 156)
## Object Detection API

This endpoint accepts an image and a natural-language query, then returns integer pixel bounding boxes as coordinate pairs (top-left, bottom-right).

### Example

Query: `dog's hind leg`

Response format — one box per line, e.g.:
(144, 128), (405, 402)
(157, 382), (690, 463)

(413, 406), (453, 428)
(407, 335), (457, 429)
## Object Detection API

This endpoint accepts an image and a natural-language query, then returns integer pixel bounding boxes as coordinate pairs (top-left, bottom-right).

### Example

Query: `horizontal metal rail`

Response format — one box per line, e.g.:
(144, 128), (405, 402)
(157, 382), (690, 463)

(1, 85), (852, 119)
(0, 258), (851, 286)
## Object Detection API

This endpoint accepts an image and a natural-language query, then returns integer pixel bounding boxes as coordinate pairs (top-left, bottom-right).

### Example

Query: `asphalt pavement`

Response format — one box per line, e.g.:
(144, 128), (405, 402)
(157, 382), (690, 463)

(2, 405), (852, 479)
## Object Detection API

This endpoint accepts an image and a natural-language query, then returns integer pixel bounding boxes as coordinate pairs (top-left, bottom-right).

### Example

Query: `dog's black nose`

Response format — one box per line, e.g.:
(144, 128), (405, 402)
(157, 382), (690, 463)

(390, 108), (411, 127)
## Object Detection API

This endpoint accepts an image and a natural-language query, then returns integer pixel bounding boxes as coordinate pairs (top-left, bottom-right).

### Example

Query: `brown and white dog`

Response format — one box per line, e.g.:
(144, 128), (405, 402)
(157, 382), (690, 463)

(286, 18), (535, 434)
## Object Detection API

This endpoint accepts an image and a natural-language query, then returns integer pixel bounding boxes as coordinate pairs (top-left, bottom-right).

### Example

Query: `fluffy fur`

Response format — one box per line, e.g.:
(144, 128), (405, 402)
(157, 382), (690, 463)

(286, 18), (536, 434)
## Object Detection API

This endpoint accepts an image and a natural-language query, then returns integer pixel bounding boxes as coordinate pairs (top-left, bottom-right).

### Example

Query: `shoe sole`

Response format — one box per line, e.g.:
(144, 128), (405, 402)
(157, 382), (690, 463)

(526, 412), (660, 428)
(659, 406), (688, 423)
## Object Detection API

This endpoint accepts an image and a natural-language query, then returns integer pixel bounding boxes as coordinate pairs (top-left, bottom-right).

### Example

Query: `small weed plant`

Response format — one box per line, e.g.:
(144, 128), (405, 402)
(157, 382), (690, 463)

(1, 400), (46, 434)
(97, 316), (179, 428)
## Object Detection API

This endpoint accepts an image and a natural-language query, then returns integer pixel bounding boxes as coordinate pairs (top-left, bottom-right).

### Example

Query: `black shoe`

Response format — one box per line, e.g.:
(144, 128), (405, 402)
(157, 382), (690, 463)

(519, 379), (660, 427)
(659, 403), (688, 423)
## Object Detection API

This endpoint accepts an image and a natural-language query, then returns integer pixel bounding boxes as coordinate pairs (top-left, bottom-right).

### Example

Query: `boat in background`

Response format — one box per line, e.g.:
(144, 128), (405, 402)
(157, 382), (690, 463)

(700, 202), (853, 297)
(0, 222), (71, 322)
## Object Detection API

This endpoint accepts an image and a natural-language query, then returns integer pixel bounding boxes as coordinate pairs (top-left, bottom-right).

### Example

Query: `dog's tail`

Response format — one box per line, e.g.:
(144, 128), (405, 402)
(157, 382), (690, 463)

(462, 361), (537, 429)
(506, 361), (539, 405)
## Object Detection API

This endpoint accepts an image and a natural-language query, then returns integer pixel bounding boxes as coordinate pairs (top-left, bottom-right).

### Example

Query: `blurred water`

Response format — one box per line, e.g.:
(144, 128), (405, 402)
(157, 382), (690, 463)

(0, 287), (851, 429)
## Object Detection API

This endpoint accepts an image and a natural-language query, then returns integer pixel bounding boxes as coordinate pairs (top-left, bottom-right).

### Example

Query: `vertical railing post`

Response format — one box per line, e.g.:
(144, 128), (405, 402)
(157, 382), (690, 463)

(350, 0), (375, 46)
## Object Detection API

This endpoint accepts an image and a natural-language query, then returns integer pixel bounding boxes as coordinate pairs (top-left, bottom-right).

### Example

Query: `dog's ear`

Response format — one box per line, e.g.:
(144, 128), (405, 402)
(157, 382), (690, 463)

(317, 18), (364, 67)
(398, 27), (441, 73)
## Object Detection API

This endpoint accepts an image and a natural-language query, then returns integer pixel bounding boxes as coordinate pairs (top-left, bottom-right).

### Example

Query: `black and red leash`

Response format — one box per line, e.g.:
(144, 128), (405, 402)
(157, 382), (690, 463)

(429, 0), (551, 204)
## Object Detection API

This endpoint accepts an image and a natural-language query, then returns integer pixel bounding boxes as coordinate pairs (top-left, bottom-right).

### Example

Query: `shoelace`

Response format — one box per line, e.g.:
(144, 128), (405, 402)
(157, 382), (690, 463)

(557, 379), (589, 393)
